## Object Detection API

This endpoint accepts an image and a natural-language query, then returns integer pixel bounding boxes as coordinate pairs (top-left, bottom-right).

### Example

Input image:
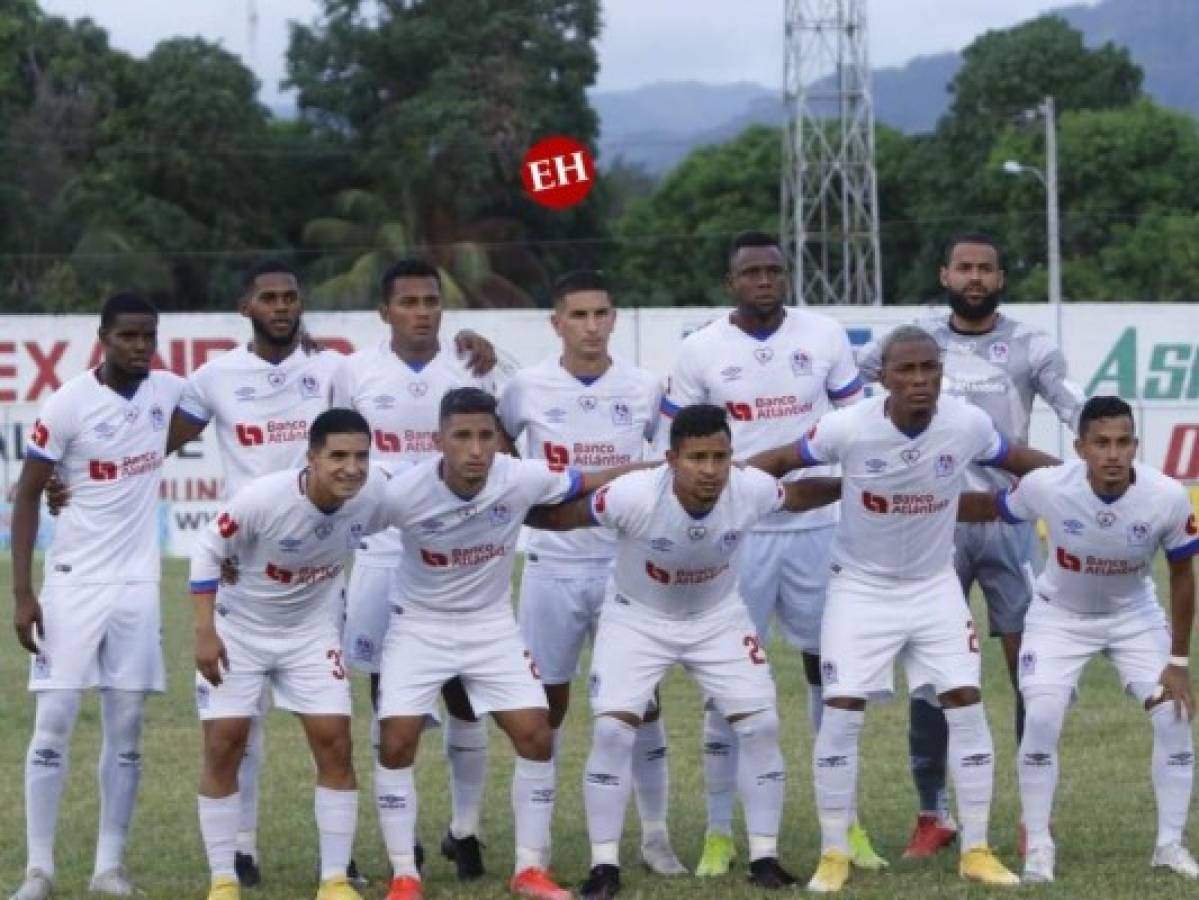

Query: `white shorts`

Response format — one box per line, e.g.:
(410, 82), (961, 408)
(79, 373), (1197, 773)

(819, 566), (982, 702)
(377, 610), (546, 720)
(342, 560), (396, 673)
(737, 526), (834, 651)
(196, 621), (352, 720)
(1019, 597), (1171, 703)
(29, 579), (164, 693)
(589, 595), (777, 718)
(518, 557), (611, 684)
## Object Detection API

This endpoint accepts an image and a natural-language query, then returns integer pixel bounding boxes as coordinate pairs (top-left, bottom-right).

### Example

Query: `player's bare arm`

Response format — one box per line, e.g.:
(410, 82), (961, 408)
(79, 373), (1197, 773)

(578, 460), (657, 494)
(1159, 556), (1195, 721)
(998, 443), (1060, 476)
(744, 441), (806, 477)
(453, 329), (497, 376)
(781, 477), (842, 512)
(192, 589), (229, 688)
(10, 456), (55, 653)
(166, 408), (207, 455)
(524, 495), (597, 531)
(957, 490), (1002, 523)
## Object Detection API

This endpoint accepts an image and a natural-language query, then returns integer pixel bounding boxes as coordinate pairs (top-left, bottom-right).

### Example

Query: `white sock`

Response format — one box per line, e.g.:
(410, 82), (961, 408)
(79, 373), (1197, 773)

(733, 710), (785, 861)
(512, 757), (556, 873)
(236, 714), (265, 857)
(813, 706), (862, 854)
(375, 765), (419, 878)
(24, 689), (82, 877)
(95, 690), (146, 875)
(584, 716), (637, 866)
(632, 716), (669, 837)
(315, 786), (358, 880)
(1150, 702), (1194, 848)
(1017, 688), (1069, 850)
(198, 794), (241, 879)
(445, 715), (488, 838)
(702, 707), (738, 836)
(808, 684), (824, 733)
(945, 703), (995, 851)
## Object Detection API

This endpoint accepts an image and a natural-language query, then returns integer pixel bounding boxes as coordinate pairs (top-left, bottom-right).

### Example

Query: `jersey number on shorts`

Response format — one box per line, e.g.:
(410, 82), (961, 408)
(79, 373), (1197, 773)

(743, 635), (767, 665)
(966, 621), (980, 655)
(327, 649), (346, 680)
(523, 649), (541, 680)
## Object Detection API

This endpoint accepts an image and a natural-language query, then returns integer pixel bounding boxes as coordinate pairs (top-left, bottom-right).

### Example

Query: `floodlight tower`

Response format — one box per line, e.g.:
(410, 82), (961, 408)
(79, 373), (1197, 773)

(782, 0), (883, 305)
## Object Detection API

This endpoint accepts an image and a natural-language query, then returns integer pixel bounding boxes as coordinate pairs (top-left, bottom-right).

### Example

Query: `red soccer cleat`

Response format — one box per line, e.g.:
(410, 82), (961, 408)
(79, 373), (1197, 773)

(510, 866), (571, 899)
(903, 814), (958, 859)
(385, 875), (423, 900)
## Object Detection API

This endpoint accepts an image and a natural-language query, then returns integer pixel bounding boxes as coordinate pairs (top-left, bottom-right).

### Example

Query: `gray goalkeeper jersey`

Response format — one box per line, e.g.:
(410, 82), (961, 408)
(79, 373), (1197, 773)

(858, 311), (1084, 490)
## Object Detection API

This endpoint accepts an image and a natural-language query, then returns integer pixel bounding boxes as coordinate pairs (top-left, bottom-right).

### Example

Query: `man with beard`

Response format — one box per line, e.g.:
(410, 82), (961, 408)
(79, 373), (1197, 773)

(857, 233), (1085, 858)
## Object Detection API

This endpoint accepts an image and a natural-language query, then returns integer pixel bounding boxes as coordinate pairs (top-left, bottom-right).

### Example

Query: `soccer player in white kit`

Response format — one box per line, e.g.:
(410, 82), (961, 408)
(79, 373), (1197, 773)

(992, 396), (1198, 883)
(659, 231), (877, 874)
(191, 409), (392, 900)
(10, 294), (186, 900)
(525, 403), (846, 899)
(371, 388), (636, 900)
(497, 270), (684, 876)
(751, 325), (1058, 892)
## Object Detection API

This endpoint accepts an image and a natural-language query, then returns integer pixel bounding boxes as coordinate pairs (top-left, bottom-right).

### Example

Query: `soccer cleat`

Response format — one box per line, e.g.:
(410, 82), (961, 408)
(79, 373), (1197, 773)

(383, 876), (423, 900)
(440, 831), (485, 880)
(903, 814), (957, 859)
(1152, 843), (1199, 879)
(806, 849), (850, 893)
(347, 859), (367, 890)
(9, 869), (53, 900)
(234, 852), (261, 888)
(959, 846), (1020, 886)
(695, 831), (736, 877)
(747, 857), (797, 889)
(206, 876), (241, 900)
(1023, 846), (1055, 883)
(1018, 823), (1055, 858)
(509, 867), (571, 899)
(640, 833), (687, 875)
(88, 868), (136, 895)
(848, 822), (889, 870)
(315, 876), (362, 900)
(578, 864), (621, 900)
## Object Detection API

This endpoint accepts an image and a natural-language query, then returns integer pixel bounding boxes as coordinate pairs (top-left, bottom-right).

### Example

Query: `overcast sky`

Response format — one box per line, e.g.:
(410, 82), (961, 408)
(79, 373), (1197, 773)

(41, 0), (1097, 104)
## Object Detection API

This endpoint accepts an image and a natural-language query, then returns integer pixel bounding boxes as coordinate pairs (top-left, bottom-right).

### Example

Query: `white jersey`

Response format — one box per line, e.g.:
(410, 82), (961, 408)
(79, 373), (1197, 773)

(498, 355), (661, 563)
(999, 460), (1199, 614)
(344, 340), (501, 562)
(589, 465), (785, 619)
(799, 394), (1008, 579)
(189, 467), (392, 631)
(661, 309), (862, 532)
(382, 453), (582, 617)
(177, 345), (350, 497)
(27, 369), (185, 583)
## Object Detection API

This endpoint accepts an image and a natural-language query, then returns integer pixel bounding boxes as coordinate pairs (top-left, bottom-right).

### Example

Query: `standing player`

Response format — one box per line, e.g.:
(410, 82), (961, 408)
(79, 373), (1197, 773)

(993, 396), (1198, 882)
(858, 232), (1085, 856)
(497, 270), (684, 875)
(370, 388), (635, 900)
(340, 259), (503, 881)
(190, 409), (393, 900)
(660, 231), (877, 873)
(752, 325), (1058, 892)
(10, 294), (186, 900)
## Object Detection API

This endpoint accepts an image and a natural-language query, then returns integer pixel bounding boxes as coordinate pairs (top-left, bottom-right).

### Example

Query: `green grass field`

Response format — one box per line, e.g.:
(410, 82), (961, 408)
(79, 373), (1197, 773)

(1, 556), (1195, 899)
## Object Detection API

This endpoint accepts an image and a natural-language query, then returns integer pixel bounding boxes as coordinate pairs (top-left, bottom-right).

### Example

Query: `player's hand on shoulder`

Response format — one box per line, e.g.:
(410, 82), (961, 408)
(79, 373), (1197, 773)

(219, 556), (240, 586)
(454, 329), (497, 376)
(195, 627), (229, 687)
(44, 472), (70, 516)
(13, 589), (44, 654)
(298, 324), (323, 353)
(1154, 663), (1195, 722)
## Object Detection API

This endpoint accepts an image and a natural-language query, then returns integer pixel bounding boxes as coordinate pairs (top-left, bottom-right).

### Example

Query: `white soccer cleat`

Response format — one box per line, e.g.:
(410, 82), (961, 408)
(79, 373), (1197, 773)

(1152, 843), (1199, 879)
(88, 869), (138, 896)
(9, 869), (53, 900)
(1023, 846), (1055, 883)
(641, 833), (688, 875)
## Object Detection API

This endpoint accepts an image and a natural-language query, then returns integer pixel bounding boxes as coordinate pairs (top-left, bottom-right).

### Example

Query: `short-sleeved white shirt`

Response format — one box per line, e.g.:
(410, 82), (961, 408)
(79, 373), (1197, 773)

(661, 309), (862, 531)
(189, 467), (392, 631)
(498, 355), (661, 563)
(798, 394), (1008, 579)
(589, 465), (785, 619)
(177, 346), (350, 497)
(999, 460), (1199, 614)
(382, 453), (582, 616)
(28, 369), (185, 583)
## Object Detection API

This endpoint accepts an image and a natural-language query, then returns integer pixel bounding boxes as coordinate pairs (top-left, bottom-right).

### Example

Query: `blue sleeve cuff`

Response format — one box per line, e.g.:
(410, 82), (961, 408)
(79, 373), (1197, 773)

(563, 467), (584, 502)
(189, 578), (219, 594)
(25, 447), (56, 463)
(996, 490), (1025, 525)
(797, 437), (823, 466)
(659, 397), (681, 418)
(828, 375), (863, 401)
(586, 500), (600, 526)
(1166, 538), (1199, 563)
(176, 407), (210, 426)
(978, 434), (1010, 467)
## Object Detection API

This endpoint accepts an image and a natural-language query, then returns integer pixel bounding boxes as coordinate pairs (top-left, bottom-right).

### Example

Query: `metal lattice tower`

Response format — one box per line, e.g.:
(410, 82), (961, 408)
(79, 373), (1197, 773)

(782, 0), (883, 305)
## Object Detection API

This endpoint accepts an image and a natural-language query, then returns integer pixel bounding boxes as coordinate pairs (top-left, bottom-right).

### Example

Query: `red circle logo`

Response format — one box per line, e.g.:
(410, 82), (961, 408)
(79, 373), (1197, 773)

(521, 136), (595, 210)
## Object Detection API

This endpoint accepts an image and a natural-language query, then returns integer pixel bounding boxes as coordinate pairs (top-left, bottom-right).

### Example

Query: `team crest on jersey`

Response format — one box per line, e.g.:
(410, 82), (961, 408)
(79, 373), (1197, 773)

(1062, 519), (1085, 535)
(934, 453), (955, 478)
(988, 342), (1010, 364)
(543, 408), (568, 424)
(314, 522), (334, 540)
(266, 371), (286, 388)
(649, 538), (675, 552)
(820, 659), (838, 685)
(351, 636), (375, 662)
(688, 525), (707, 541)
(93, 422), (115, 438)
(235, 386), (256, 401)
(790, 350), (813, 375)
(1096, 510), (1116, 529)
(195, 683), (210, 710)
(32, 653), (50, 680)
(490, 502), (512, 525)
(753, 347), (773, 365)
(901, 447), (921, 465)
(300, 375), (320, 398)
(347, 522), (366, 548)
(279, 537), (304, 553)
(578, 395), (598, 412)
(373, 394), (396, 410)
(720, 531), (740, 551)
(408, 381), (428, 398)
(1020, 650), (1036, 677)
(149, 405), (166, 431)
(721, 366), (743, 382)
(1127, 521), (1151, 546)
(611, 400), (631, 426)
(864, 458), (887, 474)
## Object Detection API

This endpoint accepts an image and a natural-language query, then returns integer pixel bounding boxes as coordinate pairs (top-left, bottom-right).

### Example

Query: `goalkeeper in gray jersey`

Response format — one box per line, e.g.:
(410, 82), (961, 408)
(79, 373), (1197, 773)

(858, 233), (1085, 858)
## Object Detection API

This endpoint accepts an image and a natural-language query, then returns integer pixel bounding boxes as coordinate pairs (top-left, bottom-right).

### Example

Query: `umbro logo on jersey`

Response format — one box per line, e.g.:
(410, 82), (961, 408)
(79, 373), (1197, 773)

(373, 394), (396, 409)
(721, 366), (743, 382)
(1062, 519), (1085, 535)
(649, 537), (674, 552)
(279, 537), (304, 553)
(688, 525), (707, 541)
(543, 407), (568, 424)
(578, 395), (597, 411)
(611, 400), (631, 425)
(753, 347), (773, 364)
(419, 518), (445, 534)
(93, 422), (115, 438)
(408, 382), (428, 398)
(1127, 521), (1151, 546)
(266, 371), (286, 388)
(864, 458), (887, 474)
(790, 350), (812, 375)
(1096, 510), (1116, 529)
(235, 386), (256, 401)
(314, 522), (334, 540)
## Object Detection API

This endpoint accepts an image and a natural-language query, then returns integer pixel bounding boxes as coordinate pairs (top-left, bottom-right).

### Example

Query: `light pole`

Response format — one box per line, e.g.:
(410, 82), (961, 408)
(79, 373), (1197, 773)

(1002, 96), (1061, 309)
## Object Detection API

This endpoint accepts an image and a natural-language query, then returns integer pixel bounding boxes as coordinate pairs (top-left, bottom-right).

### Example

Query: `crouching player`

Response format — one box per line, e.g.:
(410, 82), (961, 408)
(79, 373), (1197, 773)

(995, 396), (1199, 883)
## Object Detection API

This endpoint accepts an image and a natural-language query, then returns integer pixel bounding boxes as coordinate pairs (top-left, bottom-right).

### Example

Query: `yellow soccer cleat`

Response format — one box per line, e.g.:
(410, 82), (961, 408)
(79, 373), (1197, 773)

(695, 831), (736, 877)
(806, 849), (851, 893)
(848, 822), (889, 870)
(207, 875), (241, 900)
(959, 845), (1020, 886)
(315, 875), (364, 900)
